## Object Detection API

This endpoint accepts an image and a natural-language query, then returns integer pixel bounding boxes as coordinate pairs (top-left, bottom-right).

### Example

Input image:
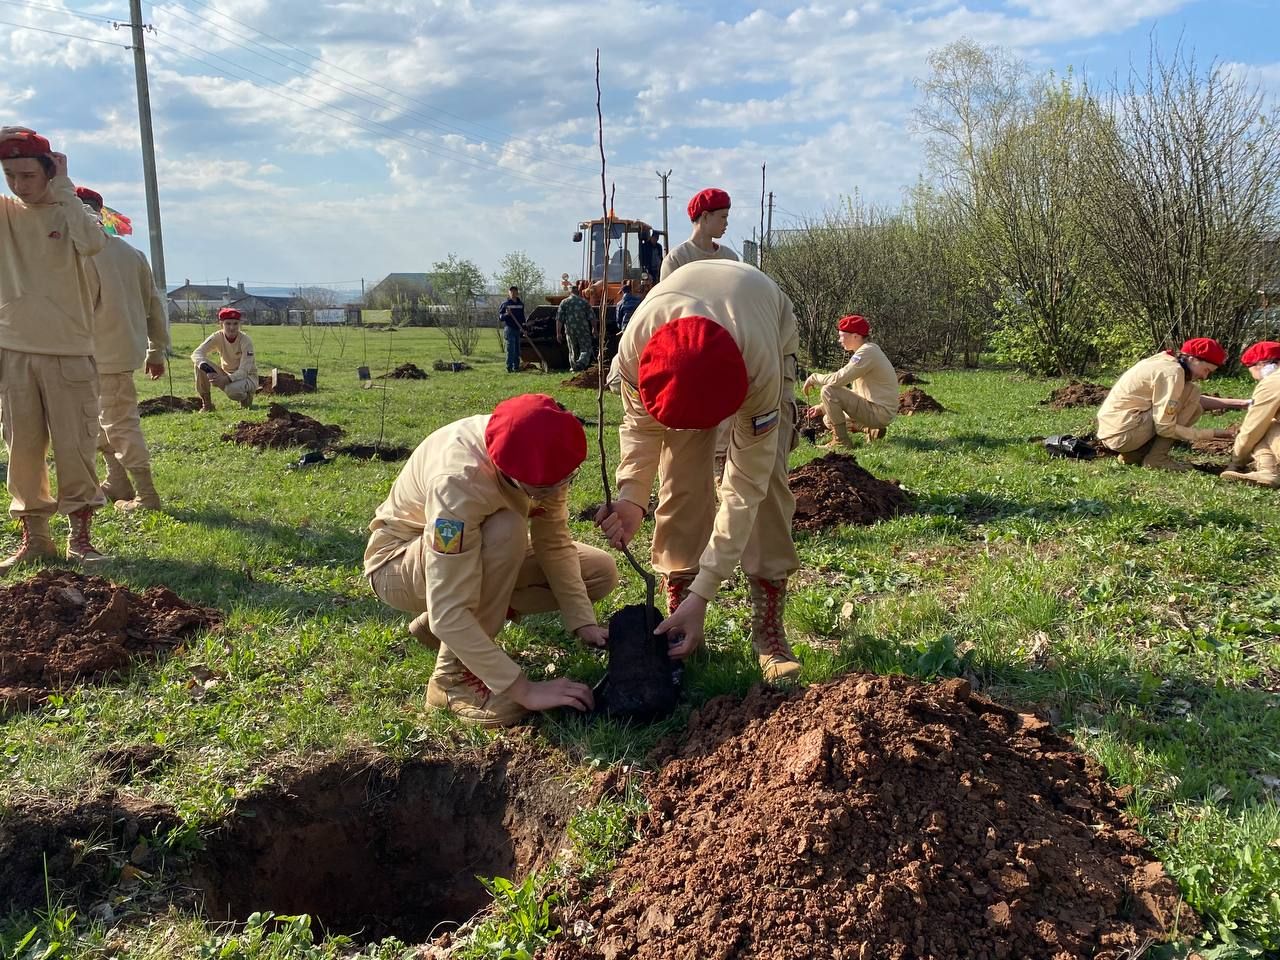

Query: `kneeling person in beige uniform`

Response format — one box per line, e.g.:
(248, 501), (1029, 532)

(802, 314), (897, 447)
(1222, 341), (1280, 488)
(77, 187), (169, 511)
(192, 308), (257, 410)
(365, 394), (619, 727)
(1096, 338), (1244, 471)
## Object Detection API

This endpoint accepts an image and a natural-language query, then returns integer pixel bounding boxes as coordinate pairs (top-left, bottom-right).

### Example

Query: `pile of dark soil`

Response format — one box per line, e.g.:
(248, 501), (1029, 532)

(899, 387), (945, 414)
(1042, 381), (1111, 410)
(432, 359), (472, 372)
(334, 442), (413, 462)
(1192, 436), (1235, 457)
(562, 367), (602, 390)
(0, 571), (221, 712)
(549, 673), (1197, 960)
(789, 453), (908, 530)
(138, 395), (202, 416)
(798, 405), (828, 443)
(258, 371), (315, 396)
(223, 403), (343, 450)
(897, 370), (928, 385)
(378, 363), (428, 380)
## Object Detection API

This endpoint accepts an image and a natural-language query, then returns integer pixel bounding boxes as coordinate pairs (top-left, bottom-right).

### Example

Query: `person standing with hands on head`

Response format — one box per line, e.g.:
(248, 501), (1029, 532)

(596, 259), (803, 684)
(660, 188), (739, 281)
(1096, 338), (1246, 471)
(1221, 341), (1280, 488)
(498, 285), (525, 374)
(75, 187), (169, 511)
(0, 128), (109, 569)
(802, 315), (898, 447)
(556, 280), (595, 372)
(365, 394), (619, 727)
(192, 307), (257, 411)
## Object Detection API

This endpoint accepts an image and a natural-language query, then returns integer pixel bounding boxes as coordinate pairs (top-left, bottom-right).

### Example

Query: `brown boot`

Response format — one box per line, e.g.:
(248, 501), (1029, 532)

(748, 576), (801, 683)
(0, 516), (59, 571)
(66, 508), (109, 566)
(407, 611), (440, 648)
(425, 661), (528, 728)
(1116, 438), (1154, 466)
(1142, 437), (1191, 472)
(664, 573), (696, 615)
(864, 427), (886, 442)
(100, 456), (135, 504)
(117, 468), (162, 512)
(1221, 448), (1280, 488)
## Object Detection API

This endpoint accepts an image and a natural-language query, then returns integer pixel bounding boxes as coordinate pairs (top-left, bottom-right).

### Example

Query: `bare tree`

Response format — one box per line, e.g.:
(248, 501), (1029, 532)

(1091, 42), (1280, 355)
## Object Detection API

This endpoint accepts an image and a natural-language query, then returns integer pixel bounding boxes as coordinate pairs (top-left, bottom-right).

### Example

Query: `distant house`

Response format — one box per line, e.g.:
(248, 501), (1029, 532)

(167, 280), (298, 325)
(365, 273), (437, 308)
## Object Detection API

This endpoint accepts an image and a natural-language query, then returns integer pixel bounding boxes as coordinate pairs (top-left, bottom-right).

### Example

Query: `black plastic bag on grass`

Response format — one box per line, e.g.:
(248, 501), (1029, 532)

(594, 604), (680, 723)
(1043, 434), (1098, 460)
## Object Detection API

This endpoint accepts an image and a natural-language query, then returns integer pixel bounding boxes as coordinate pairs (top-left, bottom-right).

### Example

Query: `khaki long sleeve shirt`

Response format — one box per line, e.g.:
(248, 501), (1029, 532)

(659, 238), (739, 281)
(1233, 370), (1280, 462)
(192, 330), (257, 384)
(810, 342), (898, 413)
(1096, 352), (1215, 444)
(363, 416), (597, 694)
(90, 236), (169, 374)
(615, 259), (798, 601)
(0, 175), (106, 356)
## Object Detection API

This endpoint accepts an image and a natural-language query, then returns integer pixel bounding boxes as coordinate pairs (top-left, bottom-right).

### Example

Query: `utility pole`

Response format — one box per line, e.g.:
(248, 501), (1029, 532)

(129, 0), (166, 293)
(758, 163), (766, 269)
(766, 191), (774, 262)
(656, 169), (672, 262)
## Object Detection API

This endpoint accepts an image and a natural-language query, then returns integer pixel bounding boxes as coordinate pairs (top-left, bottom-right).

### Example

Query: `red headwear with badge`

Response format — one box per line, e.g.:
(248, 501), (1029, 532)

(74, 187), (103, 210)
(218, 308), (242, 321)
(485, 394), (587, 486)
(637, 315), (748, 429)
(1240, 341), (1280, 367)
(838, 315), (869, 336)
(0, 131), (51, 160)
(687, 188), (731, 222)
(1180, 337), (1227, 367)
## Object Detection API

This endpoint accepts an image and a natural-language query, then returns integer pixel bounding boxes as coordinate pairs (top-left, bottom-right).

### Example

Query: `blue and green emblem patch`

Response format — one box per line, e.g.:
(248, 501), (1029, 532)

(432, 518), (465, 554)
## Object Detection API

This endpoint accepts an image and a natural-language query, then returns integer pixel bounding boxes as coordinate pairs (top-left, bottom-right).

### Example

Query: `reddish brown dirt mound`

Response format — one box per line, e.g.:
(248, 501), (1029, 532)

(562, 367), (602, 389)
(223, 403), (343, 449)
(0, 571), (221, 712)
(897, 370), (928, 385)
(798, 405), (828, 443)
(899, 387), (945, 414)
(138, 395), (202, 416)
(378, 362), (428, 380)
(1192, 436), (1235, 457)
(258, 371), (315, 395)
(789, 453), (908, 530)
(549, 674), (1197, 960)
(1042, 381), (1111, 410)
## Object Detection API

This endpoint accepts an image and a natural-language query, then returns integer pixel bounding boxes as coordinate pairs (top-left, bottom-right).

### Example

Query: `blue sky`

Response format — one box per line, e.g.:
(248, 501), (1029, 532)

(2, 0), (1276, 296)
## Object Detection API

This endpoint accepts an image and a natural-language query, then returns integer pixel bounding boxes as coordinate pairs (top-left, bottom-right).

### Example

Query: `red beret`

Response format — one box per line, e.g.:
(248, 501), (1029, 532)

(1241, 341), (1280, 367)
(0, 131), (52, 160)
(838, 315), (869, 335)
(687, 188), (731, 222)
(74, 186), (103, 209)
(217, 308), (242, 321)
(1180, 337), (1226, 367)
(485, 394), (587, 486)
(637, 315), (748, 429)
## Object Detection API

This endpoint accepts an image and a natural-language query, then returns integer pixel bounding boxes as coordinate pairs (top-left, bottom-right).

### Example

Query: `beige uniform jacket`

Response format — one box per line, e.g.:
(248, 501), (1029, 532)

(1096, 353), (1215, 444)
(364, 415), (597, 694)
(90, 236), (169, 374)
(616, 259), (798, 601)
(192, 330), (257, 384)
(0, 175), (106, 355)
(811, 342), (898, 412)
(659, 238), (740, 281)
(1233, 370), (1280, 462)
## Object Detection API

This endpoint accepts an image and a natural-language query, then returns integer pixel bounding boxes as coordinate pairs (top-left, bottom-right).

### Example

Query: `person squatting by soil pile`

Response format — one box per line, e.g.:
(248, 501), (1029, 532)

(897, 370), (928, 386)
(562, 367), (602, 390)
(223, 403), (343, 449)
(789, 453), (909, 531)
(0, 570), (221, 712)
(257, 371), (316, 395)
(547, 673), (1197, 960)
(378, 362), (428, 380)
(137, 396), (203, 416)
(1042, 382), (1111, 410)
(899, 387), (945, 414)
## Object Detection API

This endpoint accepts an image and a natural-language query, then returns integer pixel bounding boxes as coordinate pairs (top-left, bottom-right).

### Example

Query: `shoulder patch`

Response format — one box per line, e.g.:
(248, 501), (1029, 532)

(1165, 399), (1179, 417)
(849, 353), (863, 365)
(432, 517), (465, 554)
(752, 409), (780, 435)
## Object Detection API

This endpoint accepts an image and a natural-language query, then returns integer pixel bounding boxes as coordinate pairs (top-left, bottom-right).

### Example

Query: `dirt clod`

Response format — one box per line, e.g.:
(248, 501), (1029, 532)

(378, 362), (428, 380)
(257, 371), (315, 395)
(548, 673), (1197, 960)
(137, 395), (202, 416)
(223, 403), (343, 449)
(562, 367), (602, 389)
(897, 370), (929, 385)
(0, 571), (221, 712)
(899, 387), (945, 414)
(432, 359), (472, 372)
(789, 453), (908, 530)
(1042, 381), (1111, 410)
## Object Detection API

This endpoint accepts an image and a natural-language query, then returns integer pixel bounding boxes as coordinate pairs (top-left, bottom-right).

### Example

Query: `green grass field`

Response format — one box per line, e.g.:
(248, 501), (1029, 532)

(1, 324), (1278, 958)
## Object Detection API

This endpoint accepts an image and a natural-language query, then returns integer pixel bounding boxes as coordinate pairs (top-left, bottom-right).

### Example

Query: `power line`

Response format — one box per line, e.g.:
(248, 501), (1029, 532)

(0, 0), (123, 24)
(0, 16), (129, 47)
